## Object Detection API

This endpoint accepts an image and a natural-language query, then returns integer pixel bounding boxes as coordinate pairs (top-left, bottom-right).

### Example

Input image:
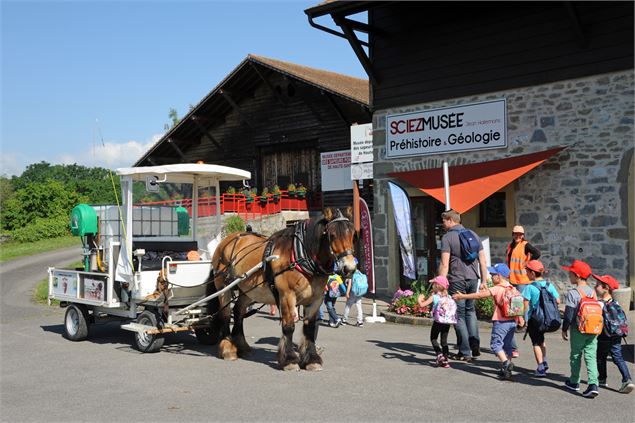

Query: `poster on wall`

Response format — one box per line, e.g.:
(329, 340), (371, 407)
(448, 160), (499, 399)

(320, 150), (353, 191)
(52, 272), (78, 297)
(386, 99), (507, 158)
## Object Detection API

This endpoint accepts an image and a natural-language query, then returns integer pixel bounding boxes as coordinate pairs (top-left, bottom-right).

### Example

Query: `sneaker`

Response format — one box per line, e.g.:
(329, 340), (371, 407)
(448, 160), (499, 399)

(619, 380), (635, 393)
(511, 350), (519, 358)
(329, 319), (342, 328)
(436, 354), (445, 367)
(598, 379), (609, 388)
(543, 360), (549, 371)
(356, 321), (364, 327)
(471, 347), (481, 357)
(340, 319), (348, 326)
(441, 355), (451, 368)
(582, 384), (599, 398)
(534, 365), (547, 377)
(451, 353), (473, 363)
(564, 380), (580, 391)
(500, 360), (514, 380)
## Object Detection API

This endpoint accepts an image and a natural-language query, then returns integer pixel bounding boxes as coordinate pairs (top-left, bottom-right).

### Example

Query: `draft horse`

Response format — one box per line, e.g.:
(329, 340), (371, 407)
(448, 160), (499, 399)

(205, 207), (357, 371)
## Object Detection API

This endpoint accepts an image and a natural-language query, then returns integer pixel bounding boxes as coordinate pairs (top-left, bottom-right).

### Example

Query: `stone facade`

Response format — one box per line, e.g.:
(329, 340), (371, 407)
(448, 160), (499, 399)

(372, 70), (634, 296)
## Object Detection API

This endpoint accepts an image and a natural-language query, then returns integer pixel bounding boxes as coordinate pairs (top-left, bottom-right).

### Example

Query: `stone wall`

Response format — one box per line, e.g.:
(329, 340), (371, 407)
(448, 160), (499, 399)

(372, 70), (634, 295)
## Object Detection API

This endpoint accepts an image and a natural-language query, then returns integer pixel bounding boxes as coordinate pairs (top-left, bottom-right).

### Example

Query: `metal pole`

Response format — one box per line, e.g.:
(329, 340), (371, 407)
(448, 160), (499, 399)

(443, 161), (451, 210)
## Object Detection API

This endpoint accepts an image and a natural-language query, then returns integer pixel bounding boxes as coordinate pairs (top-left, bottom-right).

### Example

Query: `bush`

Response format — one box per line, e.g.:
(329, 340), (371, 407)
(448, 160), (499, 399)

(11, 216), (70, 242)
(388, 288), (431, 317)
(476, 296), (495, 320)
(223, 215), (246, 235)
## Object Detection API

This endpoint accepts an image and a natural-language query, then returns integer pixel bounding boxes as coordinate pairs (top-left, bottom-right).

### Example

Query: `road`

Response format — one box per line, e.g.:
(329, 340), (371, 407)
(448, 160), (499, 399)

(1, 249), (634, 422)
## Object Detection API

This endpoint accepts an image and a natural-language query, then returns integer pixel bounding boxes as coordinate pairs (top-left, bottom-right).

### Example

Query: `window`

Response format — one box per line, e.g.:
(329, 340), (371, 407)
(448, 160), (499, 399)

(479, 192), (507, 227)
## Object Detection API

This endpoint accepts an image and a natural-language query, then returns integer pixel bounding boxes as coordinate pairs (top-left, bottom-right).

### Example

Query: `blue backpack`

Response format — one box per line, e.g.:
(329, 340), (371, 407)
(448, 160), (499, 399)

(458, 229), (480, 263)
(351, 271), (369, 297)
(529, 282), (561, 333)
(603, 300), (629, 337)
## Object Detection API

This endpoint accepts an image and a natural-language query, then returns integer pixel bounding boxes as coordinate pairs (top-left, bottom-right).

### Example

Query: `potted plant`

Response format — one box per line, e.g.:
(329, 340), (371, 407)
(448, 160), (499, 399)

(296, 184), (307, 199)
(287, 183), (296, 197)
(260, 187), (269, 204)
(272, 185), (281, 203)
(226, 186), (236, 195)
(244, 188), (255, 204)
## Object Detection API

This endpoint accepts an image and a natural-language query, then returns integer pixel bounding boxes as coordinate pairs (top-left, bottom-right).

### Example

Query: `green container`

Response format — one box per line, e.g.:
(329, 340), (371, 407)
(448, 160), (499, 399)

(176, 206), (190, 235)
(70, 204), (98, 237)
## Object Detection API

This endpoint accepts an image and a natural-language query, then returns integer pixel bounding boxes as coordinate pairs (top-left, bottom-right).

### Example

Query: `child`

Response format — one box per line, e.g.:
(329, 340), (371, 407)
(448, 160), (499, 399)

(417, 275), (457, 368)
(342, 272), (364, 327)
(453, 263), (523, 380)
(592, 274), (634, 394)
(324, 273), (343, 327)
(561, 259), (600, 398)
(521, 260), (560, 377)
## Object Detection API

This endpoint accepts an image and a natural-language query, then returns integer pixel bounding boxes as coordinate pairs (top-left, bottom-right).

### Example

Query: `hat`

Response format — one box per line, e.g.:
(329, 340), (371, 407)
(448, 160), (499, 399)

(561, 260), (592, 279)
(430, 275), (449, 290)
(487, 263), (511, 278)
(512, 225), (525, 234)
(592, 274), (620, 291)
(525, 260), (544, 273)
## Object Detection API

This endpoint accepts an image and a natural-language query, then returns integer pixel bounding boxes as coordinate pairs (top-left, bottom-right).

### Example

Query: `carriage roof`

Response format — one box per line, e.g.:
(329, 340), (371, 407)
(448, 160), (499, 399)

(116, 163), (251, 184)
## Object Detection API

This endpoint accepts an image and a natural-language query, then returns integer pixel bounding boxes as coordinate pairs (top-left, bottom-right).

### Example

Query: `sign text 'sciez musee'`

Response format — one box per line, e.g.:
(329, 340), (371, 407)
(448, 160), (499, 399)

(385, 99), (507, 158)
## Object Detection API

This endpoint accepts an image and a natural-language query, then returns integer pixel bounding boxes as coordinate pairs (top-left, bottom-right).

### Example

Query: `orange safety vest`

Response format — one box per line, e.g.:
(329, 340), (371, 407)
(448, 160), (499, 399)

(506, 241), (531, 285)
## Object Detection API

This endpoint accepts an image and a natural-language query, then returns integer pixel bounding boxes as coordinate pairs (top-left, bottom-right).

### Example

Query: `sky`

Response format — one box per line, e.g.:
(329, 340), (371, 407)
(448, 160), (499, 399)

(1, 0), (367, 177)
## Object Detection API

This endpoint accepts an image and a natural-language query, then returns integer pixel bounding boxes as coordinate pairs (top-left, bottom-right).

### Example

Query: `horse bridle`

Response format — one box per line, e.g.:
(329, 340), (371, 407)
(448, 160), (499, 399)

(324, 215), (356, 276)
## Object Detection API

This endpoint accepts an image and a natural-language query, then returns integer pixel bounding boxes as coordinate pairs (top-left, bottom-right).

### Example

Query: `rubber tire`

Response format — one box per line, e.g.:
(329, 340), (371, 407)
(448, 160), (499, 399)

(194, 326), (220, 345)
(134, 310), (165, 353)
(64, 304), (89, 341)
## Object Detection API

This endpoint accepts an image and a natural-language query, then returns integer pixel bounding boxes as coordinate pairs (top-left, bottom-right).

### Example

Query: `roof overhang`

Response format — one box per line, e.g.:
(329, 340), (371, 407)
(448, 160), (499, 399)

(388, 147), (567, 214)
(117, 163), (251, 184)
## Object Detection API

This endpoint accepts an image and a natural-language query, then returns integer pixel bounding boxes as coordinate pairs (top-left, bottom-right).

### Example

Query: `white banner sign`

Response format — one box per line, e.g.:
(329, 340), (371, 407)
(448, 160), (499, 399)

(350, 123), (373, 164)
(320, 150), (352, 191)
(386, 99), (507, 158)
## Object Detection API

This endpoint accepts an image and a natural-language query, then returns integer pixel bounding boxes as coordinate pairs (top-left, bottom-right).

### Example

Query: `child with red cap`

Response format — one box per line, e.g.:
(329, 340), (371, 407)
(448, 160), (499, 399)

(418, 275), (457, 368)
(593, 274), (634, 394)
(561, 259), (600, 398)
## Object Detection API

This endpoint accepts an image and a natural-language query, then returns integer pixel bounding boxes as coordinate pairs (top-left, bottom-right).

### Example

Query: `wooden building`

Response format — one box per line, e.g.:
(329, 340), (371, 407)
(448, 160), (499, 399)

(306, 1), (634, 295)
(136, 55), (372, 208)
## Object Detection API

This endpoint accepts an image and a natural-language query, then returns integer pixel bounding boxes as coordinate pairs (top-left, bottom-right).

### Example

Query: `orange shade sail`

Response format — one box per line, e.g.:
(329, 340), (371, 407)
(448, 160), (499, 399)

(388, 147), (566, 214)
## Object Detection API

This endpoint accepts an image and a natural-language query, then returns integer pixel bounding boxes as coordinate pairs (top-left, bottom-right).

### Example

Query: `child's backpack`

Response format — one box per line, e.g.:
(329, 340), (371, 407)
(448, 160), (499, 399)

(576, 288), (604, 335)
(603, 300), (629, 337)
(338, 281), (348, 296)
(500, 285), (525, 318)
(529, 282), (561, 333)
(458, 229), (480, 263)
(433, 295), (458, 324)
(351, 270), (369, 297)
(326, 275), (342, 298)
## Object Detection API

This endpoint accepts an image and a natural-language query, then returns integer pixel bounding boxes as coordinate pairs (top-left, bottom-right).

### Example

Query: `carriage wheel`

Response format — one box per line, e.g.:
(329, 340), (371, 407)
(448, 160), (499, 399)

(194, 326), (219, 345)
(64, 304), (89, 341)
(134, 310), (165, 353)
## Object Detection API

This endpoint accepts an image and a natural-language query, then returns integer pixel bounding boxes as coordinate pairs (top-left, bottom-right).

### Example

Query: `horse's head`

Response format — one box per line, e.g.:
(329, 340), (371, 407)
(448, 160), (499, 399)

(320, 207), (357, 278)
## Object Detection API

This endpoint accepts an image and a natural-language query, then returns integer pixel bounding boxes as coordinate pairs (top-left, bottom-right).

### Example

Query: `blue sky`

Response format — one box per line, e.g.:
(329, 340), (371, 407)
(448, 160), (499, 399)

(1, 0), (366, 177)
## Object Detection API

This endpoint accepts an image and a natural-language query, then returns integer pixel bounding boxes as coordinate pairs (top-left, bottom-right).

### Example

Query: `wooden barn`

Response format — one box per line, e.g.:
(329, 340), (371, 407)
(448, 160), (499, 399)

(135, 55), (372, 209)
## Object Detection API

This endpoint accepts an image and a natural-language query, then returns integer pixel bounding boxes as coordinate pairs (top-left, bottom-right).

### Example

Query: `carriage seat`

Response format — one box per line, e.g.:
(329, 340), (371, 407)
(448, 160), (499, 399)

(132, 241), (199, 271)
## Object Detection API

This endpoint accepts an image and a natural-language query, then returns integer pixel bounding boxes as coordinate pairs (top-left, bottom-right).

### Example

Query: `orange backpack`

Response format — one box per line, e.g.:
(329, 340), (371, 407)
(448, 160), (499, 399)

(576, 288), (604, 335)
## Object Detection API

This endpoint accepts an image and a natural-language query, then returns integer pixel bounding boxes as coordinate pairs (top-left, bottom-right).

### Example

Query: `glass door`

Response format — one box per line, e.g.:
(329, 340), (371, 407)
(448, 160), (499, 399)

(412, 196), (443, 282)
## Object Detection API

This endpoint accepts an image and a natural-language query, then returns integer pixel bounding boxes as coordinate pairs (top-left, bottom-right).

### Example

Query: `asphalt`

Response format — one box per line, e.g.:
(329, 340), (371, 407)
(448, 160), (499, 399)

(1, 249), (634, 422)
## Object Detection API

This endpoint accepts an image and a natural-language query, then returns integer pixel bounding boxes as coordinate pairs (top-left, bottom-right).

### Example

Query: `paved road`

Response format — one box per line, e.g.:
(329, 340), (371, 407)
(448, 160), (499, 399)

(1, 250), (634, 422)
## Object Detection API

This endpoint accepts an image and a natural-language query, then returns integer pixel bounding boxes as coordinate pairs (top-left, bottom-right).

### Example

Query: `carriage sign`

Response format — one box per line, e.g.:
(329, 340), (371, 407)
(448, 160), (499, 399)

(385, 99), (507, 158)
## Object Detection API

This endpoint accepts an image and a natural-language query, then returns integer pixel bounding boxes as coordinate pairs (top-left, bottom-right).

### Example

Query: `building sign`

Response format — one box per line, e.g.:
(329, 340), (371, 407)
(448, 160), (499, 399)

(320, 150), (353, 191)
(385, 99), (507, 158)
(351, 123), (373, 164)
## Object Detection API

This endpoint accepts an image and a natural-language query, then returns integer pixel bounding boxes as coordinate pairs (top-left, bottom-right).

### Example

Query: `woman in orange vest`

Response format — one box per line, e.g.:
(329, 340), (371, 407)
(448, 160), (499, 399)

(505, 225), (541, 357)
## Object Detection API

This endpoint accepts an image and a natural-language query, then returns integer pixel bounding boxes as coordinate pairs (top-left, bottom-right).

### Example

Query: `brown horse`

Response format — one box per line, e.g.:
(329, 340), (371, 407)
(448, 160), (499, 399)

(205, 207), (357, 371)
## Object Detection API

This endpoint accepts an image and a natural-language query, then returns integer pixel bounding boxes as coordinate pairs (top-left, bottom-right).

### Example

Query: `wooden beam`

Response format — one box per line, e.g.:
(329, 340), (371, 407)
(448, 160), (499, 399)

(333, 16), (379, 86)
(166, 138), (185, 160)
(220, 89), (254, 129)
(564, 2), (588, 48)
(250, 63), (286, 106)
(339, 17), (374, 34)
(190, 116), (222, 149)
(323, 91), (349, 126)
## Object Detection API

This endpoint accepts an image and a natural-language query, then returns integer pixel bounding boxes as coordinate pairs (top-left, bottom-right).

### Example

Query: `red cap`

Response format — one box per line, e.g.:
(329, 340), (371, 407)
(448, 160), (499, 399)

(561, 260), (592, 279)
(525, 260), (544, 273)
(592, 274), (620, 290)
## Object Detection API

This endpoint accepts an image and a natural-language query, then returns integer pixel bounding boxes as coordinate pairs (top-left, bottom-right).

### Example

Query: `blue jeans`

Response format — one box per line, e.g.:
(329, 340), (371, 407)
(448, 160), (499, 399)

(491, 320), (517, 357)
(510, 284), (528, 352)
(598, 335), (632, 383)
(449, 278), (480, 357)
(324, 295), (339, 324)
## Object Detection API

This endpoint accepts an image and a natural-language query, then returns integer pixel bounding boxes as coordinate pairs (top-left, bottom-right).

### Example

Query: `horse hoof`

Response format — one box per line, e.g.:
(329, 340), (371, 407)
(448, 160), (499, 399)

(219, 339), (238, 361)
(305, 363), (322, 372)
(282, 363), (300, 372)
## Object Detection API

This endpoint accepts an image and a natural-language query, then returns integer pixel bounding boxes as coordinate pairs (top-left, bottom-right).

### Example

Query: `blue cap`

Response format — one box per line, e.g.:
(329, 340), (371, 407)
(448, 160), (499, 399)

(487, 263), (511, 278)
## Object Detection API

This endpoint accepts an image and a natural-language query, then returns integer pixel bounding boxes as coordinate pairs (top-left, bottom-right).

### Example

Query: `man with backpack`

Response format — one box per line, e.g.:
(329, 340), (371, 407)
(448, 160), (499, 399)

(592, 274), (634, 394)
(438, 209), (488, 362)
(561, 259), (601, 398)
(520, 260), (561, 377)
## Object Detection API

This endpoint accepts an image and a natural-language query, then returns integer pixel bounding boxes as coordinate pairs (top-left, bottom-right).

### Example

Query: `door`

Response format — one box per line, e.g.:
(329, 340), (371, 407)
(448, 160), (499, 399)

(412, 196), (444, 282)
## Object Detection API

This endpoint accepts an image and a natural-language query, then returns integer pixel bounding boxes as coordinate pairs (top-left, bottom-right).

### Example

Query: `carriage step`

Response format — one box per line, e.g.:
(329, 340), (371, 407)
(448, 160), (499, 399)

(121, 323), (157, 333)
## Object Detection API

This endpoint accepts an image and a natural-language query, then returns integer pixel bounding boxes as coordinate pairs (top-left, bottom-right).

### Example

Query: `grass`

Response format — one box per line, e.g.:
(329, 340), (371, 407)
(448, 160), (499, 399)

(33, 260), (82, 305)
(0, 235), (78, 263)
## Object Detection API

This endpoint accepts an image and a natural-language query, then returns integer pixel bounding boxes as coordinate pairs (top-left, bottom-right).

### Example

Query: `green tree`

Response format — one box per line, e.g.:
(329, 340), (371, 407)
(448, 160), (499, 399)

(169, 108), (179, 128)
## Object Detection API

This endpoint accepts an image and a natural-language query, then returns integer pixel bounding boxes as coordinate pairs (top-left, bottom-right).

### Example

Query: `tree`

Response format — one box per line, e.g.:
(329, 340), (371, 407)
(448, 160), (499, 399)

(168, 108), (179, 128)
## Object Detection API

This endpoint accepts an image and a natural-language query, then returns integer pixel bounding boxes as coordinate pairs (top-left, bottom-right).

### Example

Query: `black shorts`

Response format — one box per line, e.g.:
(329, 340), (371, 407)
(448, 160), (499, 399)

(527, 320), (545, 346)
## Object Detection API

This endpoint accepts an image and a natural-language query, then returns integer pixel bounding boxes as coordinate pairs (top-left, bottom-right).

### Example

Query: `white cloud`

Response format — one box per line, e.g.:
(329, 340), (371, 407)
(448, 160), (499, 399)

(1, 134), (164, 177)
